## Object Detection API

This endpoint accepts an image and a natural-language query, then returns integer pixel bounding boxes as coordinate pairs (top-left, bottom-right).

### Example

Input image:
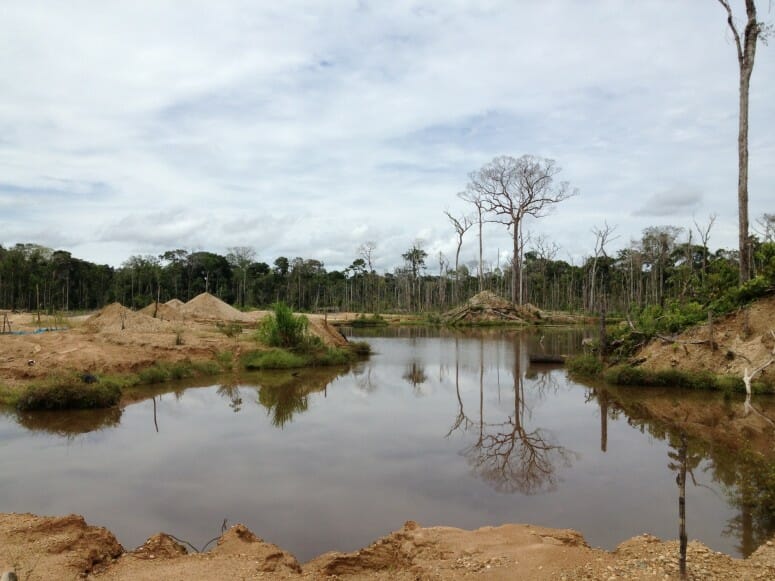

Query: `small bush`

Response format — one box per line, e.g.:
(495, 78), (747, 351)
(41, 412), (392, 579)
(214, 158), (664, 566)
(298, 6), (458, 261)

(191, 360), (222, 375)
(258, 302), (310, 349)
(351, 313), (388, 327)
(566, 354), (603, 377)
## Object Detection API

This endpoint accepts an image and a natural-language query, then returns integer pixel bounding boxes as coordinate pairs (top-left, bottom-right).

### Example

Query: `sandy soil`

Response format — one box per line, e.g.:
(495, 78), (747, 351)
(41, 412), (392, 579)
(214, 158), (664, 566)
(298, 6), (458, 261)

(0, 294), (350, 389)
(1, 514), (773, 580)
(637, 294), (775, 382)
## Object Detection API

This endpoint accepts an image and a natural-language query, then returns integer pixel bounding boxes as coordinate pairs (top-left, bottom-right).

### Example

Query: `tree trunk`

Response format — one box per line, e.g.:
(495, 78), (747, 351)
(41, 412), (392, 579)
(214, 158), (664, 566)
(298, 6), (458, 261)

(737, 56), (753, 282)
(511, 224), (519, 304)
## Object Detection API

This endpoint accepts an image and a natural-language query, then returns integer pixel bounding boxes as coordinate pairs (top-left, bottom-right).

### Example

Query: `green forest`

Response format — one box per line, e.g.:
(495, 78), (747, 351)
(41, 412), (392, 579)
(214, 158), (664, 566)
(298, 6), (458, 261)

(2, 215), (774, 320)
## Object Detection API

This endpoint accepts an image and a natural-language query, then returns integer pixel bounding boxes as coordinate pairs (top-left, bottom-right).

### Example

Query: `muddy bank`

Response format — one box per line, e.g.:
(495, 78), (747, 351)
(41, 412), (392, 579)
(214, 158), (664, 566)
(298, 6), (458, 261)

(1, 513), (773, 580)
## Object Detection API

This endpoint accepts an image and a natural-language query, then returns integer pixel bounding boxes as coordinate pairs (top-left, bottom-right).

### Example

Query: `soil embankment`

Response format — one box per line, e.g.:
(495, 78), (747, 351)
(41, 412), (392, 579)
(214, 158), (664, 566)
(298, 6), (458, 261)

(0, 293), (348, 389)
(1, 513), (773, 580)
(636, 294), (775, 381)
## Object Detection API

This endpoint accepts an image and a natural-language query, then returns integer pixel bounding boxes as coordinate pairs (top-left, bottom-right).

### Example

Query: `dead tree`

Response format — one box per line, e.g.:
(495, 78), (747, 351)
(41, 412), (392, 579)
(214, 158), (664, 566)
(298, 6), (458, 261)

(444, 210), (473, 303)
(693, 213), (717, 279)
(458, 188), (487, 293)
(714, 0), (772, 283)
(467, 155), (576, 305)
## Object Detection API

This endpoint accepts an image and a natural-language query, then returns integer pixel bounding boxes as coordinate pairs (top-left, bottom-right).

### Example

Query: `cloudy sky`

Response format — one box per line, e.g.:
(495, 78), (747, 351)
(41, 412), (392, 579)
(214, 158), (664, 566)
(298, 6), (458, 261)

(1, 1), (773, 272)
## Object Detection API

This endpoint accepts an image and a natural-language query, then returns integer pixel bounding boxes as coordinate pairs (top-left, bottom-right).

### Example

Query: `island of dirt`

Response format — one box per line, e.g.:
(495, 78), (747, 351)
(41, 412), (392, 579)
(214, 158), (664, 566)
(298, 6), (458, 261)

(1, 513), (773, 580)
(0, 293), (347, 389)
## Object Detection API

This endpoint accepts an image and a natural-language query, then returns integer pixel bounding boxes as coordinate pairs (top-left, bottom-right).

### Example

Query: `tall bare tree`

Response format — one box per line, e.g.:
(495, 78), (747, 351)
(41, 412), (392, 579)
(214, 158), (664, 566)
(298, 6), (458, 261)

(444, 210), (473, 303)
(458, 188), (487, 292)
(468, 155), (576, 304)
(715, 0), (772, 283)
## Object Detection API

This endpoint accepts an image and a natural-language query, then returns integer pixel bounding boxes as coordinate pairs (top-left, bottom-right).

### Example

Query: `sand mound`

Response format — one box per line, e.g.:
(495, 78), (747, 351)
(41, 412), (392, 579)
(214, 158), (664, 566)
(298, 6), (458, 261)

(443, 291), (540, 325)
(179, 293), (249, 321)
(85, 303), (173, 333)
(139, 302), (185, 321)
(308, 315), (349, 347)
(165, 298), (185, 308)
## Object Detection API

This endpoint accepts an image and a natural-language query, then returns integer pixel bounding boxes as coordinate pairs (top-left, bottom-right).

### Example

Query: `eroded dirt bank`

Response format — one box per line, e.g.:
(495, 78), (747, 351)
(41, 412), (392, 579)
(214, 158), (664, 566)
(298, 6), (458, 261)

(1, 513), (774, 580)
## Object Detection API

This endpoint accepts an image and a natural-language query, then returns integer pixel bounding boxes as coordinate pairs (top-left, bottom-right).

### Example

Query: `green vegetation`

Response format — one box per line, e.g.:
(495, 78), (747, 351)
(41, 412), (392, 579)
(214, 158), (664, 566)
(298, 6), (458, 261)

(566, 354), (774, 394)
(12, 375), (121, 411)
(258, 302), (311, 348)
(565, 354), (604, 377)
(0, 358), (228, 411)
(244, 303), (372, 369)
(350, 313), (388, 327)
(215, 321), (243, 338)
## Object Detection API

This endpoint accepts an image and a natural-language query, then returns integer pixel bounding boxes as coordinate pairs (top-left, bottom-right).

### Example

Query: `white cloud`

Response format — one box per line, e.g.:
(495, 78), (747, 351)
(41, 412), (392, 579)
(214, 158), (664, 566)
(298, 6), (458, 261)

(1, 1), (773, 270)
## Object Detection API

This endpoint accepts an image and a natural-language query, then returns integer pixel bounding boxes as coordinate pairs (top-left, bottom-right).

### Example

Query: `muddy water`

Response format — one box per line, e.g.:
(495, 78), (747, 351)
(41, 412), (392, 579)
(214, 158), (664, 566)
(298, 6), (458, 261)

(0, 327), (772, 561)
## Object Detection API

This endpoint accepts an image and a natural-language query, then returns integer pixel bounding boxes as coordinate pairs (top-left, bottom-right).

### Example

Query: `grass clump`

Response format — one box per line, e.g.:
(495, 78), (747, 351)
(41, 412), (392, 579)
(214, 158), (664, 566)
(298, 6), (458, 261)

(15, 375), (121, 411)
(243, 349), (308, 370)
(566, 354), (603, 378)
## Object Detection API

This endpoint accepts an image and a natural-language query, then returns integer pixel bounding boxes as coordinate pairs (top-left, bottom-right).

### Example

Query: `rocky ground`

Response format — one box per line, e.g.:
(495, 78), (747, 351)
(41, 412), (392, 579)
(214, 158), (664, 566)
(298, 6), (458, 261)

(1, 514), (773, 580)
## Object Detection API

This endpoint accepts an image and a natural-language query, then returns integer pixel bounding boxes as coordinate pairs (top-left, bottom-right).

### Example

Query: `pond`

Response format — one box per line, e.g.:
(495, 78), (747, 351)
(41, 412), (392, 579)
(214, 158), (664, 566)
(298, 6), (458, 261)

(0, 327), (772, 561)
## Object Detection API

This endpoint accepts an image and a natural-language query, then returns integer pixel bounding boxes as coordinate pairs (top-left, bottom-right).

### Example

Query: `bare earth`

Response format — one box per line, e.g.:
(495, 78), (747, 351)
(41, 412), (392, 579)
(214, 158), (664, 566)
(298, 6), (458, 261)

(0, 294), (348, 389)
(1, 513), (773, 581)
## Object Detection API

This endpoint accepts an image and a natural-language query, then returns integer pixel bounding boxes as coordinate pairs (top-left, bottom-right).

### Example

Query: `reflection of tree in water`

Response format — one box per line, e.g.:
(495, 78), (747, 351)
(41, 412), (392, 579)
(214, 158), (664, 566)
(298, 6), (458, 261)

(254, 367), (349, 428)
(448, 336), (575, 495)
(14, 406), (122, 438)
(258, 383), (309, 428)
(403, 361), (427, 390)
(591, 386), (775, 557)
(216, 383), (243, 413)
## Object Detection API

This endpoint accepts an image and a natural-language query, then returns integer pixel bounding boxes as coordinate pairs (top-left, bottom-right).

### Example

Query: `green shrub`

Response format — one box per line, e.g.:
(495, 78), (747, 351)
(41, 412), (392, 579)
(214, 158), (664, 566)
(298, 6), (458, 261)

(258, 302), (310, 348)
(565, 354), (603, 377)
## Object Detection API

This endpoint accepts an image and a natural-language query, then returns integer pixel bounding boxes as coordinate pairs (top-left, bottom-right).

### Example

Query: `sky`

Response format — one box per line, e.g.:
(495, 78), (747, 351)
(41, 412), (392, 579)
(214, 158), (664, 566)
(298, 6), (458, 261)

(1, 1), (773, 273)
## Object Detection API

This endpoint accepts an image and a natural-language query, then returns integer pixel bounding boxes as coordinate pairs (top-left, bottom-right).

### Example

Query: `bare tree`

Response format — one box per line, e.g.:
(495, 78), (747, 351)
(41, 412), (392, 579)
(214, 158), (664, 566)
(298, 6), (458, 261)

(444, 210), (473, 303)
(715, 0), (772, 283)
(358, 241), (377, 273)
(754, 212), (775, 242)
(458, 188), (487, 293)
(468, 155), (576, 304)
(589, 222), (619, 310)
(693, 213), (717, 278)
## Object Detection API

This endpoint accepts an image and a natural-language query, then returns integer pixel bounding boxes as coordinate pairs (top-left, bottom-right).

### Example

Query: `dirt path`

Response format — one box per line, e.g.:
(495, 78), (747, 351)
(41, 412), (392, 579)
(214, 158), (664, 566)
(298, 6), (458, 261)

(1, 513), (773, 580)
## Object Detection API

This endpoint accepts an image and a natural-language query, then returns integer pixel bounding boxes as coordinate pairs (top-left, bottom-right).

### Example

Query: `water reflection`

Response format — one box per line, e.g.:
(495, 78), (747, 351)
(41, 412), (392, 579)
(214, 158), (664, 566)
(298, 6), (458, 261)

(13, 406), (123, 437)
(1, 327), (773, 562)
(587, 384), (775, 558)
(447, 335), (576, 494)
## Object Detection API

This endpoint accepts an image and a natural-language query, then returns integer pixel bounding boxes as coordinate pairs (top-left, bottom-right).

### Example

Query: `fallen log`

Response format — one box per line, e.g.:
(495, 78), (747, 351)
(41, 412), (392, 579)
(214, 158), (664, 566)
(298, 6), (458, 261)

(528, 354), (567, 364)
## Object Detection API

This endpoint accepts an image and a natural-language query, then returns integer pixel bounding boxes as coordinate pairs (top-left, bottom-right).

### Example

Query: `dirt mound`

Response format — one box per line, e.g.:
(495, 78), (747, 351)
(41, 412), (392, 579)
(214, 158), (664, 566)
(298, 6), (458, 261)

(308, 315), (349, 347)
(85, 303), (173, 333)
(164, 298), (184, 308)
(179, 293), (248, 321)
(130, 533), (188, 559)
(138, 302), (185, 321)
(638, 293), (775, 381)
(0, 513), (123, 578)
(444, 291), (540, 325)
